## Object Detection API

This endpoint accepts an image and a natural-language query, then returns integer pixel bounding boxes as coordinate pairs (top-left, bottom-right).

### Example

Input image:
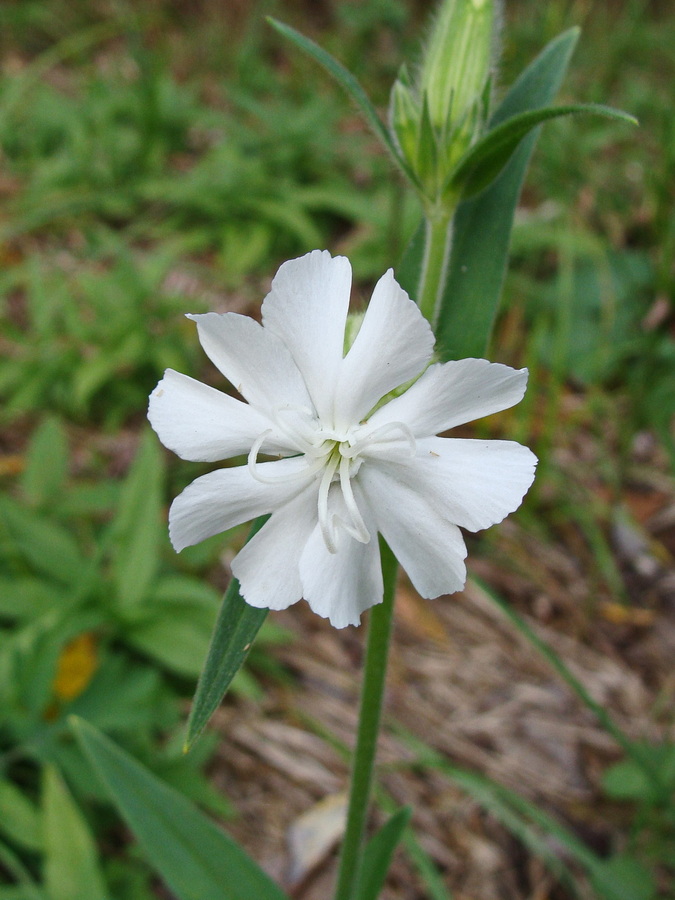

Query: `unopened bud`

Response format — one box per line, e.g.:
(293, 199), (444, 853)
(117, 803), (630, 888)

(388, 0), (499, 212)
(420, 0), (497, 136)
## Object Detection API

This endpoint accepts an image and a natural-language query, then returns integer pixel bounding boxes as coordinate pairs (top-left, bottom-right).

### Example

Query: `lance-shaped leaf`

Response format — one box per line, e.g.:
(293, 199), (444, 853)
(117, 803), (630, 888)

(185, 517), (268, 750)
(435, 27), (583, 359)
(42, 765), (108, 900)
(72, 718), (290, 900)
(267, 18), (417, 186)
(356, 806), (412, 900)
(449, 103), (637, 200)
(395, 221), (426, 299)
(110, 429), (164, 612)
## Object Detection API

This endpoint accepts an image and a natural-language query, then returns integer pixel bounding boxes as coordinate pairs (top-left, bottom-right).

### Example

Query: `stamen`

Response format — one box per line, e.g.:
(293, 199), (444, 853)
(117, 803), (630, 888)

(342, 421), (416, 459)
(248, 430), (323, 485)
(317, 453), (340, 553)
(338, 454), (370, 544)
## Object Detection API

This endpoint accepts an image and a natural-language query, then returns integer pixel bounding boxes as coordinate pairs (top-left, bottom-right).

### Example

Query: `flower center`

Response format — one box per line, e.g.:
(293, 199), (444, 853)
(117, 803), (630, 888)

(247, 410), (416, 554)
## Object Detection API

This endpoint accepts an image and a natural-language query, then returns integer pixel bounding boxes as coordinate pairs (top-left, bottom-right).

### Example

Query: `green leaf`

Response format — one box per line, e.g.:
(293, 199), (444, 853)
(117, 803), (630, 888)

(67, 654), (174, 735)
(0, 496), (84, 586)
(451, 103), (637, 200)
(72, 333), (145, 411)
(589, 854), (657, 900)
(152, 754), (233, 821)
(185, 518), (269, 749)
(267, 19), (412, 181)
(0, 839), (46, 900)
(124, 597), (217, 679)
(0, 779), (42, 851)
(435, 27), (581, 360)
(602, 743), (675, 804)
(42, 765), (108, 900)
(356, 807), (411, 900)
(21, 417), (69, 508)
(395, 221), (426, 299)
(9, 610), (103, 717)
(152, 575), (221, 607)
(0, 888), (46, 900)
(72, 718), (290, 900)
(0, 578), (64, 621)
(110, 430), (163, 611)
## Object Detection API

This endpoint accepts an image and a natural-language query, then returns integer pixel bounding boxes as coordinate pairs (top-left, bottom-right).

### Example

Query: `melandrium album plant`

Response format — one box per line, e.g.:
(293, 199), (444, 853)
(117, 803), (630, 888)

(71, 2), (638, 900)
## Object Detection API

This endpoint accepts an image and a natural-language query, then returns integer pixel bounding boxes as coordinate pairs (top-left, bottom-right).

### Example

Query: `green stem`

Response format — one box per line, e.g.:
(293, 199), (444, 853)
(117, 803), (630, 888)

(334, 540), (398, 900)
(417, 210), (453, 324)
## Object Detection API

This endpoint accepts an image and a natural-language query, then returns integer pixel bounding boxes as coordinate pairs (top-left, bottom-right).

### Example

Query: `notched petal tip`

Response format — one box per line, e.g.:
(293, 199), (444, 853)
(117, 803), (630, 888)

(308, 593), (382, 629)
(476, 443), (538, 530)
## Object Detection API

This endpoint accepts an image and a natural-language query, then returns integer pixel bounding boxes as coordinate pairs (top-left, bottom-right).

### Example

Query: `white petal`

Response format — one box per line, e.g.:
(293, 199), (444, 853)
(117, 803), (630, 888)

(261, 250), (352, 422)
(299, 485), (383, 628)
(231, 486), (318, 612)
(187, 312), (312, 415)
(359, 464), (468, 598)
(168, 457), (314, 552)
(148, 369), (281, 462)
(334, 269), (434, 430)
(368, 437), (537, 535)
(370, 359), (529, 437)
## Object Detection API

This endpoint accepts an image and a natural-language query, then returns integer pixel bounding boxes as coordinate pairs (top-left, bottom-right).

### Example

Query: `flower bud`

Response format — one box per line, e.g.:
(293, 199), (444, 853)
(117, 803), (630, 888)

(420, 0), (497, 136)
(388, 0), (499, 211)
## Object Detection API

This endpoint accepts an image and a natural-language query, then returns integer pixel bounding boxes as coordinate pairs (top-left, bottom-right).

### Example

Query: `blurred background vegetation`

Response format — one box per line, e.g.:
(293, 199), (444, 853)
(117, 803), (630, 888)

(0, 1), (673, 898)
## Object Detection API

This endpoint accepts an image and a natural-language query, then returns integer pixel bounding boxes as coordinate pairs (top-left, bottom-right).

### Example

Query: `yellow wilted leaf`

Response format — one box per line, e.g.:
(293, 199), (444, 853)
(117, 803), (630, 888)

(52, 633), (98, 702)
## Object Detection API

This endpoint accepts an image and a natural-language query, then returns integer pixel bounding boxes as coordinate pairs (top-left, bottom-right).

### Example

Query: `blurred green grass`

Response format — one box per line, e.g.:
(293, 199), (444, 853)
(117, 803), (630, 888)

(0, 0), (672, 432)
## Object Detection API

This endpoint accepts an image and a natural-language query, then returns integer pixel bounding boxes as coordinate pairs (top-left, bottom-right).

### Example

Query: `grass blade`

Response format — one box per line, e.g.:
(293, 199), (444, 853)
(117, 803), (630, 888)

(356, 806), (411, 900)
(472, 578), (664, 794)
(393, 728), (650, 899)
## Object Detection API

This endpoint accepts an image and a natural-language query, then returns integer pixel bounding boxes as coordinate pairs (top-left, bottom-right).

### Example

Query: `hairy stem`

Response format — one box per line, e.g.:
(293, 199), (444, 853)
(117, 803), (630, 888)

(334, 540), (398, 900)
(417, 210), (453, 324)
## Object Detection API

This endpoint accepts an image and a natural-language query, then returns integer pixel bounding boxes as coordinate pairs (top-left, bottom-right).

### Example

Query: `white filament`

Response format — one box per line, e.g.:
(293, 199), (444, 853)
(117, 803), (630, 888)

(247, 409), (416, 553)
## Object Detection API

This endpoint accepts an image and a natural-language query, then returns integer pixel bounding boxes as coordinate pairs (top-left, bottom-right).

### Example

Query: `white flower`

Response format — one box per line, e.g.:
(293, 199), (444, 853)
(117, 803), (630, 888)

(148, 250), (536, 628)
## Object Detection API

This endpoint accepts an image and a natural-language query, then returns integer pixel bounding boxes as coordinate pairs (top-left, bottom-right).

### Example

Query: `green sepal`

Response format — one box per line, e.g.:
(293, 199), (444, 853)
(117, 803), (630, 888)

(416, 92), (440, 197)
(389, 79), (420, 174)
